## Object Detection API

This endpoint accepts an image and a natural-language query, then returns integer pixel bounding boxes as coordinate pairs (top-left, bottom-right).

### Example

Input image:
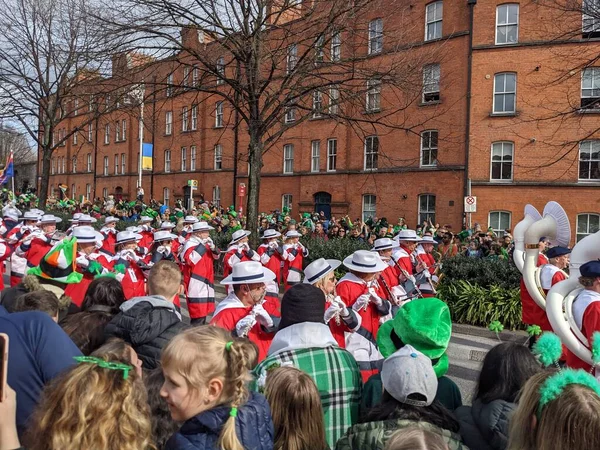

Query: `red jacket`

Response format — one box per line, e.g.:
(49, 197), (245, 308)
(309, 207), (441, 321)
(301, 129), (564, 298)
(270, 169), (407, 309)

(64, 253), (114, 307)
(521, 253), (552, 330)
(282, 244), (307, 291)
(182, 239), (219, 319)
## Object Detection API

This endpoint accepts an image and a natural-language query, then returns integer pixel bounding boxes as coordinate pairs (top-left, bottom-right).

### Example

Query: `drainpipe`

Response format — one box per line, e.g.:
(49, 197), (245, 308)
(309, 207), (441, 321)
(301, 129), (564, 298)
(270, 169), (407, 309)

(464, 0), (477, 228)
(232, 60), (241, 208)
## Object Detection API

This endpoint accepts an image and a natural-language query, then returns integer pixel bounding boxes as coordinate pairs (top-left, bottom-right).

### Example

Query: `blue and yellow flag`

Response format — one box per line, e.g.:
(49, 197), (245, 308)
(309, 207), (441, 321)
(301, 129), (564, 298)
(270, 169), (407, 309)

(142, 143), (153, 170)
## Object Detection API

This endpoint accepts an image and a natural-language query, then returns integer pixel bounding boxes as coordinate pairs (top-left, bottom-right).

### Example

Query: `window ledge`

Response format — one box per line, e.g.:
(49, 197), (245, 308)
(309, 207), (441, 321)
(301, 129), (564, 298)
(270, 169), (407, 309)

(214, 125), (224, 129)
(494, 42), (519, 47)
(362, 109), (382, 115)
(577, 108), (600, 114)
(420, 164), (439, 169)
(578, 179), (600, 183)
(310, 115), (325, 121)
(489, 179), (513, 183)
(419, 100), (441, 107)
(489, 111), (518, 117)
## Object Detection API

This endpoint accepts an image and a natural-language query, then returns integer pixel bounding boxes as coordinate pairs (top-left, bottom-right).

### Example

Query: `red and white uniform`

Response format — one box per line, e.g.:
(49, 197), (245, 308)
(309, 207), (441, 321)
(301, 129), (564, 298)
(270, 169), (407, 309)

(64, 251), (114, 307)
(416, 245), (436, 297)
(210, 293), (274, 362)
(16, 233), (53, 270)
(111, 249), (147, 300)
(335, 273), (391, 382)
(567, 289), (600, 372)
(181, 237), (220, 319)
(391, 244), (413, 276)
(223, 244), (261, 280)
(258, 242), (284, 317)
(7, 225), (35, 287)
(521, 253), (552, 330)
(540, 264), (568, 294)
(138, 224), (155, 252)
(0, 238), (11, 290)
(100, 227), (117, 256)
(282, 243), (308, 292)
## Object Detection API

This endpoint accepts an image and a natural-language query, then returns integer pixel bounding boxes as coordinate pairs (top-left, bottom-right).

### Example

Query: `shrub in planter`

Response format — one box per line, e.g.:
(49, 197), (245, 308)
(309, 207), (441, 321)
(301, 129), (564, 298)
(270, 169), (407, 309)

(301, 236), (370, 275)
(439, 255), (521, 290)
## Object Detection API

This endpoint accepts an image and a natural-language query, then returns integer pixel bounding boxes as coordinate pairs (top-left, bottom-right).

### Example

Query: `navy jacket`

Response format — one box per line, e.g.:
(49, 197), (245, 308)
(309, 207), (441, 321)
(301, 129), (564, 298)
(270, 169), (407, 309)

(166, 392), (274, 450)
(0, 305), (81, 435)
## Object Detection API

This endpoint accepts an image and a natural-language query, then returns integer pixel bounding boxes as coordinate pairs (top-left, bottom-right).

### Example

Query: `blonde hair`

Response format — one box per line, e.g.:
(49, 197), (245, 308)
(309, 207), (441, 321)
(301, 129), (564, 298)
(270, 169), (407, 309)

(147, 260), (182, 299)
(384, 426), (448, 450)
(264, 366), (327, 450)
(161, 326), (254, 450)
(25, 341), (153, 450)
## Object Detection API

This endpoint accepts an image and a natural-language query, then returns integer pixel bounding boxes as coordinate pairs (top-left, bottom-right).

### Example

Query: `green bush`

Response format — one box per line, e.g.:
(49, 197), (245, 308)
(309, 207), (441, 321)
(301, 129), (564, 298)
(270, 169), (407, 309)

(301, 236), (370, 274)
(439, 255), (520, 290)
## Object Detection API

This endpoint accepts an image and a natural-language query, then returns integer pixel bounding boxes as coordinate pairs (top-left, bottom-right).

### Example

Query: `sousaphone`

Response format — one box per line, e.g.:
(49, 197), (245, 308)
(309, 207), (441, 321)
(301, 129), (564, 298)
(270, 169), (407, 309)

(512, 204), (542, 273)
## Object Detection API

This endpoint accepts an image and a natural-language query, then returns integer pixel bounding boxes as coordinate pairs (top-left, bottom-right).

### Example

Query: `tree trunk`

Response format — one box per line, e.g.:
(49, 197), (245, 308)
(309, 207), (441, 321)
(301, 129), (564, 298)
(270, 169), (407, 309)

(246, 137), (263, 248)
(38, 146), (52, 209)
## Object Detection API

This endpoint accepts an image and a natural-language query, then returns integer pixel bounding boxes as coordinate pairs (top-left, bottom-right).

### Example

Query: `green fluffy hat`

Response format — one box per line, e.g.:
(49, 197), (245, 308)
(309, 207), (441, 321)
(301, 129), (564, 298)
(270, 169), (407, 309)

(27, 237), (83, 284)
(377, 297), (452, 377)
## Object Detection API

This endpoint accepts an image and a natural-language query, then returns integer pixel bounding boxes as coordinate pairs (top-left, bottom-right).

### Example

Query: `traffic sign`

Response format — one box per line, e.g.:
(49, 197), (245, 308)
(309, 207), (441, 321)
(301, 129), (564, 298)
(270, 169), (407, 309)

(238, 183), (246, 197)
(187, 180), (198, 188)
(464, 196), (477, 213)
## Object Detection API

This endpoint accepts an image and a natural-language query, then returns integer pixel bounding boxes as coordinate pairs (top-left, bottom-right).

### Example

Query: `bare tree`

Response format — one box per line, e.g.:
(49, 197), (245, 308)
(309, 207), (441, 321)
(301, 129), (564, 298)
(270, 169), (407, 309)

(0, 124), (36, 165)
(99, 0), (449, 238)
(0, 0), (125, 206)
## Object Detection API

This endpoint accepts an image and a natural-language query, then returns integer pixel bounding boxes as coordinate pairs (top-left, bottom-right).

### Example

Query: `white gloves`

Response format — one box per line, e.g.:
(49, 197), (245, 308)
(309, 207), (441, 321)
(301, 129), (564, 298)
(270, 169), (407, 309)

(205, 238), (216, 251)
(239, 242), (250, 251)
(352, 294), (371, 312)
(235, 314), (257, 338)
(253, 304), (273, 328)
(268, 240), (279, 249)
(157, 245), (169, 255)
(76, 255), (90, 268)
(367, 287), (383, 306)
(324, 296), (349, 324)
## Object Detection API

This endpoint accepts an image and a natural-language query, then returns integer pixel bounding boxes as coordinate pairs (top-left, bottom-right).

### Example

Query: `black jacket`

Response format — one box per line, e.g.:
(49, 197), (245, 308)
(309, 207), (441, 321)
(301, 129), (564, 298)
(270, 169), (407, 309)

(455, 399), (514, 450)
(104, 296), (188, 369)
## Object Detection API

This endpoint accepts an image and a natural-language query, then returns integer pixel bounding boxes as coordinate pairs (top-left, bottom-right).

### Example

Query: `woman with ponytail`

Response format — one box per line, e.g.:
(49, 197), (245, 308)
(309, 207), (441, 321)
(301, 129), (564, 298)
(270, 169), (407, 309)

(160, 326), (273, 450)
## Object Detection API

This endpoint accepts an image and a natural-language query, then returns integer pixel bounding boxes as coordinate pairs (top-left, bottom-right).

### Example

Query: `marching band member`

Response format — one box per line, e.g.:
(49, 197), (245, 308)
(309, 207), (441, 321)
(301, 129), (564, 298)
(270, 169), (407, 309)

(137, 215), (155, 251)
(210, 261), (277, 361)
(520, 237), (551, 330)
(282, 230), (308, 291)
(223, 229), (260, 280)
(150, 230), (178, 264)
(17, 214), (61, 270)
(65, 212), (82, 235)
(257, 229), (284, 317)
(181, 221), (220, 325)
(7, 211), (41, 287)
(112, 230), (148, 300)
(178, 215), (198, 244)
(0, 234), (10, 290)
(415, 235), (438, 297)
(391, 229), (427, 299)
(64, 226), (113, 307)
(540, 246), (570, 295)
(99, 216), (120, 256)
(372, 238), (407, 307)
(1, 206), (20, 236)
(336, 250), (391, 382)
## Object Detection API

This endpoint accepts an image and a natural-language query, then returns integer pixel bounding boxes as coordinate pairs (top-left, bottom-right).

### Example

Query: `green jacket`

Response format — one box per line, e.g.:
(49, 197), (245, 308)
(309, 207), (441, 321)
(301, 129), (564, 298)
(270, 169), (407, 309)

(335, 418), (469, 450)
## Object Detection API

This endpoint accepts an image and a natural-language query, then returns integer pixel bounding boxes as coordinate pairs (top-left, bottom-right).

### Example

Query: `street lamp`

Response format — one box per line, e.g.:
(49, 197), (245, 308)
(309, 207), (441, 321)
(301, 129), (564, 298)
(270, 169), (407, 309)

(131, 84), (145, 194)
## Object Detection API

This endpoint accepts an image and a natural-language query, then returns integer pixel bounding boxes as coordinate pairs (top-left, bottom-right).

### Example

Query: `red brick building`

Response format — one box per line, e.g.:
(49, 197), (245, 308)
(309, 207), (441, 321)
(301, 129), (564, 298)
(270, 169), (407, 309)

(42, 0), (600, 241)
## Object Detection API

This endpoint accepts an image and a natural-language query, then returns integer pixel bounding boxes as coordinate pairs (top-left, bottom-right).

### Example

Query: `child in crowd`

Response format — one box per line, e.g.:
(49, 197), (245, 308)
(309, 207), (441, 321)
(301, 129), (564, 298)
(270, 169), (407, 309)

(265, 366), (328, 450)
(160, 326), (273, 450)
(13, 290), (61, 322)
(145, 368), (180, 450)
(384, 427), (449, 450)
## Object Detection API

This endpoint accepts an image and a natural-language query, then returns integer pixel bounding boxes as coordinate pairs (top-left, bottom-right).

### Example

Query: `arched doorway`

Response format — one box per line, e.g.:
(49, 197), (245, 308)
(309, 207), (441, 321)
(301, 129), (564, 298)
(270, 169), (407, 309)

(314, 191), (332, 219)
(115, 186), (124, 201)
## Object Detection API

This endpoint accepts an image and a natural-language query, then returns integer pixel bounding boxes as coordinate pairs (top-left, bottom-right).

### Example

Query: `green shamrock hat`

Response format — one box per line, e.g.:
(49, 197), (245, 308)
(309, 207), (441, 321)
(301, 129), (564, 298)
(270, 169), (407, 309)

(27, 237), (83, 284)
(377, 297), (452, 377)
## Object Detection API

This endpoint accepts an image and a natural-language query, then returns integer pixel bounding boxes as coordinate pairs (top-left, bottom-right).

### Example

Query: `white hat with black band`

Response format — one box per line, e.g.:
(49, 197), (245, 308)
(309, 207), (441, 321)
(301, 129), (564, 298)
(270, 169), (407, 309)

(73, 226), (104, 244)
(343, 250), (388, 273)
(303, 258), (341, 285)
(220, 261), (276, 285)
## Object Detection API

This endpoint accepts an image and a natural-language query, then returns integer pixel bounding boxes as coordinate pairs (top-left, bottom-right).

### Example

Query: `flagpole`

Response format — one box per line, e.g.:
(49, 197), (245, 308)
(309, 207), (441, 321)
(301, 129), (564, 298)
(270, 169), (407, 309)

(10, 152), (14, 196)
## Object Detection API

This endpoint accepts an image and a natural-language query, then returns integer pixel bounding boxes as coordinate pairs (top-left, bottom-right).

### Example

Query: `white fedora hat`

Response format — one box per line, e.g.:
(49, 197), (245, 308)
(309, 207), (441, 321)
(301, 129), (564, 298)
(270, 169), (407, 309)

(73, 226), (104, 244)
(262, 229), (281, 239)
(40, 214), (62, 224)
(116, 230), (142, 244)
(78, 214), (97, 224)
(104, 216), (120, 224)
(394, 229), (420, 242)
(372, 238), (398, 252)
(20, 211), (41, 221)
(285, 230), (302, 239)
(68, 212), (83, 222)
(192, 221), (214, 232)
(160, 222), (176, 230)
(3, 207), (21, 221)
(153, 230), (177, 242)
(343, 250), (388, 273)
(183, 215), (199, 224)
(139, 216), (154, 223)
(29, 209), (45, 217)
(126, 226), (142, 233)
(419, 236), (438, 245)
(229, 229), (252, 245)
(221, 261), (276, 285)
(303, 258), (341, 284)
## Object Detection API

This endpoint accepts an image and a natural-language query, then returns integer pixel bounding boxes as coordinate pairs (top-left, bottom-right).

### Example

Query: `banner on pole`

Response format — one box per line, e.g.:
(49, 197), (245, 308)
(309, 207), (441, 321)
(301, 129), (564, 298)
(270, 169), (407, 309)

(142, 143), (153, 170)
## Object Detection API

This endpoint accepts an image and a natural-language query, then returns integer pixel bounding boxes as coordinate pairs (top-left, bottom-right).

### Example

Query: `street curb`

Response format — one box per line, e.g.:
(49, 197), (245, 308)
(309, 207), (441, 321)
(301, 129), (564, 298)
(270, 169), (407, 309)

(452, 323), (529, 344)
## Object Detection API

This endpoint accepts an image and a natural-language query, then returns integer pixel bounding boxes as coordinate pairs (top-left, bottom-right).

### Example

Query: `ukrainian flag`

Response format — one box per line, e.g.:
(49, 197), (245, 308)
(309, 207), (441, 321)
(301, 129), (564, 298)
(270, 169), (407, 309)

(142, 143), (153, 170)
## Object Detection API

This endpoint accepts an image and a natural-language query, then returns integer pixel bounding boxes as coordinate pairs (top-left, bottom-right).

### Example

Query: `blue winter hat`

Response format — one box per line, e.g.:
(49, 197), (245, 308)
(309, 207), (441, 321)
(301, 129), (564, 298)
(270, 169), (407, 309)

(547, 246), (571, 259)
(580, 260), (600, 278)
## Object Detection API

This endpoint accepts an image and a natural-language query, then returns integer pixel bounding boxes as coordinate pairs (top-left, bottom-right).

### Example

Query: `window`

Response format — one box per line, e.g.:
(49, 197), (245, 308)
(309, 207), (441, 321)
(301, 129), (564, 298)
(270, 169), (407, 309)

(283, 144), (294, 173)
(577, 213), (600, 241)
(103, 156), (109, 176)
(163, 187), (170, 205)
(87, 153), (92, 172)
(62, 157), (66, 174)
(285, 107), (296, 123)
(315, 35), (324, 63)
(88, 123), (93, 142)
(581, 68), (600, 109)
(368, 18), (383, 54)
(122, 120), (127, 140)
(418, 194), (436, 224)
(114, 155), (119, 174)
(215, 102), (223, 127)
(329, 87), (340, 114)
(72, 157), (77, 173)
(164, 150), (171, 172)
(331, 30), (341, 61)
(366, 79), (381, 112)
(282, 194), (293, 211)
(121, 153), (126, 174)
(102, 188), (108, 198)
(579, 140), (600, 180)
(181, 147), (187, 171)
(216, 57), (225, 85)
(60, 129), (66, 146)
(423, 64), (441, 103)
(362, 194), (376, 222)
(312, 91), (323, 118)
(191, 146), (196, 170)
(165, 111), (173, 135)
(287, 44), (298, 74)
(212, 185), (221, 207)
(496, 4), (519, 45)
(105, 94), (111, 109)
(115, 121), (121, 141)
(311, 141), (320, 172)
(191, 105), (198, 130)
(364, 136), (379, 170)
(71, 184), (76, 199)
(489, 211), (511, 236)
(491, 141), (514, 181)
(51, 158), (55, 175)
(214, 144), (223, 170)
(493, 73), (516, 114)
(425, 1), (443, 41)
(104, 124), (110, 144)
(193, 66), (199, 87)
(182, 106), (189, 132)
(327, 139), (338, 171)
(583, 0), (600, 37)
(183, 67), (190, 87)
(89, 95), (95, 112)
(420, 130), (438, 167)
(73, 98), (79, 116)
(166, 73), (173, 97)
(86, 184), (91, 200)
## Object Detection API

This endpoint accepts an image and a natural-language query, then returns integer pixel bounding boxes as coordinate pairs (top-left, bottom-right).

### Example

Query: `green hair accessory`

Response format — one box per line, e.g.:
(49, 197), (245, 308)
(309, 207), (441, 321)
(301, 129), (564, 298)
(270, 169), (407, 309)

(230, 407), (238, 418)
(73, 356), (133, 380)
(225, 341), (233, 351)
(488, 321), (504, 333)
(538, 369), (600, 417)
(592, 332), (600, 366)
(533, 332), (563, 367)
(527, 325), (542, 337)
(87, 261), (103, 276)
(113, 264), (126, 275)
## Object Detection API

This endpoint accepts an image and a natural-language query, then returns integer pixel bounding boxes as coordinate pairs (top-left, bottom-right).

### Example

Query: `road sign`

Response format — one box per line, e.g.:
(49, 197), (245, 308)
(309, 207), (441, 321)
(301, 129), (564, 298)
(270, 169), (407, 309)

(464, 196), (477, 213)
(238, 183), (246, 197)
(187, 180), (198, 188)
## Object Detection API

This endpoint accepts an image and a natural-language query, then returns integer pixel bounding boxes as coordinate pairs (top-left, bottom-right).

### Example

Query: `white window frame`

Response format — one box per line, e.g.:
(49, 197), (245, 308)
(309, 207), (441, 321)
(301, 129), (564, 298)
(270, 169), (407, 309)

(315, 35), (325, 64)
(104, 123), (110, 144)
(364, 136), (379, 170)
(331, 30), (341, 61)
(577, 213), (600, 242)
(86, 183), (91, 201)
(73, 130), (78, 145)
(283, 144), (294, 174)
(425, 1), (443, 41)
(73, 98), (79, 116)
(368, 18), (383, 55)
(114, 154), (119, 174)
(312, 90), (323, 118)
(489, 211), (511, 237)
(122, 119), (127, 141)
(166, 73), (174, 97)
(420, 130), (438, 167)
(214, 144), (223, 170)
(72, 156), (77, 173)
(329, 86), (340, 114)
(88, 123), (93, 142)
(87, 153), (92, 172)
(493, 72), (517, 114)
(327, 138), (337, 172)
(103, 156), (109, 176)
(287, 44), (298, 74)
(192, 66), (199, 87)
(165, 111), (173, 135)
(181, 147), (187, 171)
(490, 141), (514, 181)
(579, 140), (600, 181)
(216, 57), (225, 85)
(51, 158), (55, 175)
(182, 106), (189, 132)
(423, 64), (441, 103)
(495, 4), (519, 45)
(215, 102), (224, 127)
(115, 120), (121, 142)
(183, 67), (190, 87)
(362, 194), (376, 222)
(165, 150), (171, 173)
(163, 187), (170, 205)
(191, 104), (198, 130)
(583, 0), (600, 36)
(213, 185), (221, 207)
(282, 194), (293, 211)
(418, 194), (436, 224)
(71, 184), (76, 199)
(581, 68), (600, 110)
(285, 107), (296, 123)
(190, 145), (197, 170)
(366, 79), (381, 112)
(121, 153), (126, 174)
(311, 140), (320, 172)
(102, 187), (108, 199)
